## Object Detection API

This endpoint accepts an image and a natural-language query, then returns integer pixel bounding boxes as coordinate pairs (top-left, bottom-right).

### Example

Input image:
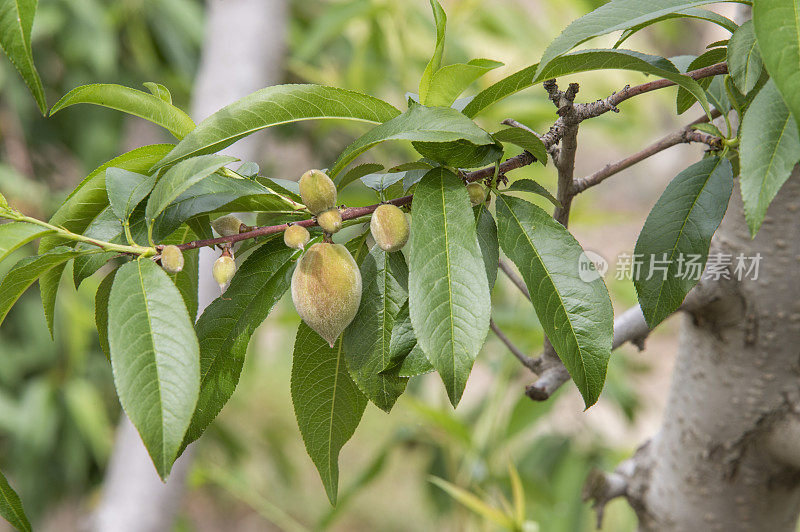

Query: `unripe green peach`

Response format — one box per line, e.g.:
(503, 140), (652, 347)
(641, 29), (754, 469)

(317, 208), (342, 234)
(291, 243), (362, 347)
(299, 169), (337, 215)
(212, 255), (236, 291)
(160, 245), (184, 273)
(211, 214), (243, 237)
(466, 182), (487, 206)
(370, 204), (409, 252)
(284, 224), (310, 250)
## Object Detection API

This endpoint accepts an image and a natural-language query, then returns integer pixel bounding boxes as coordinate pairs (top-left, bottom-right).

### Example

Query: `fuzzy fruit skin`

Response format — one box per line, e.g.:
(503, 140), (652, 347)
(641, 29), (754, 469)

(161, 245), (184, 273)
(317, 208), (342, 234)
(284, 224), (310, 250)
(370, 204), (409, 252)
(299, 169), (337, 215)
(291, 243), (362, 347)
(211, 214), (243, 237)
(212, 255), (236, 290)
(466, 182), (487, 206)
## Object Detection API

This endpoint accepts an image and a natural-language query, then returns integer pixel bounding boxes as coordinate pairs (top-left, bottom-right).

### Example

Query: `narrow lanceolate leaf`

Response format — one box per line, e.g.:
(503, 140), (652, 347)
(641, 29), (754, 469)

(504, 179), (561, 208)
(398, 346), (434, 377)
(419, 0), (447, 103)
(754, 0), (800, 130)
(492, 127), (547, 164)
(182, 241), (295, 450)
(728, 20), (763, 94)
(634, 157), (734, 328)
(535, 0), (734, 79)
(0, 246), (87, 327)
(336, 162), (384, 191)
(330, 104), (501, 178)
(384, 301), (417, 371)
(495, 195), (613, 407)
(0, 0), (46, 114)
(108, 259), (200, 480)
(425, 59), (504, 108)
(0, 221), (54, 264)
(106, 168), (157, 222)
(0, 469), (31, 532)
(50, 84), (195, 139)
(161, 225), (199, 321)
(155, 85), (400, 169)
(143, 82), (172, 104)
(740, 80), (800, 236)
(409, 168), (491, 406)
(465, 49), (710, 118)
(145, 154), (237, 226)
(38, 144), (174, 335)
(675, 47), (726, 114)
(343, 248), (409, 412)
(291, 323), (367, 505)
(95, 267), (118, 361)
(615, 8), (738, 48)
(474, 205), (499, 290)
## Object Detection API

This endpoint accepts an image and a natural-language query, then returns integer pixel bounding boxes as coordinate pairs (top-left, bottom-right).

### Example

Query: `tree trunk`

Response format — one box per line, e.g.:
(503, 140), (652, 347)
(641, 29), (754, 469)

(91, 1), (287, 530)
(624, 170), (800, 531)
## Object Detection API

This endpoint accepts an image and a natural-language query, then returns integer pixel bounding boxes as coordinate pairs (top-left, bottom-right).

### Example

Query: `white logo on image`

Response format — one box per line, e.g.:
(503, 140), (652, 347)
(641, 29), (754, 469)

(577, 250), (608, 282)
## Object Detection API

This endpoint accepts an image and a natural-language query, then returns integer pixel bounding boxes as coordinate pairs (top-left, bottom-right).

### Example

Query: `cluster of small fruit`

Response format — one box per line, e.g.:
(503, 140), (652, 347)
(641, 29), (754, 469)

(159, 169), (488, 347)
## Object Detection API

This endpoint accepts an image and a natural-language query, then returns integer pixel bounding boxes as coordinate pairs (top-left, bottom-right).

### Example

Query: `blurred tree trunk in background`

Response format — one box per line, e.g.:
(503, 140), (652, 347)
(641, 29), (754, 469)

(91, 1), (287, 530)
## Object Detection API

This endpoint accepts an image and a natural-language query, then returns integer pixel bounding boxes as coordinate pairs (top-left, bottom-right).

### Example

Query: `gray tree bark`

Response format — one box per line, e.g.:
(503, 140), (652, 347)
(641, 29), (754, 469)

(91, 2), (287, 531)
(595, 171), (800, 531)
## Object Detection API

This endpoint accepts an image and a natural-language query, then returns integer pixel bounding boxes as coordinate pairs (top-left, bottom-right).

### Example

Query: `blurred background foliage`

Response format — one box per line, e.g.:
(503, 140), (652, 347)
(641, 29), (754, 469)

(0, 0), (730, 530)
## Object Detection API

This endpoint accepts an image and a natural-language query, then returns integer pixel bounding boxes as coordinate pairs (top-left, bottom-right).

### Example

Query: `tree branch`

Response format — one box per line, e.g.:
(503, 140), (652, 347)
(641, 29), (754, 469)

(489, 319), (539, 372)
(573, 111), (723, 193)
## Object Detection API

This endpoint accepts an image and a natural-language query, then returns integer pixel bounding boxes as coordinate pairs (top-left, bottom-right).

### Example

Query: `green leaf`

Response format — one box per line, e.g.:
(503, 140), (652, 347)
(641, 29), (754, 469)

(50, 84), (195, 140)
(182, 240), (295, 450)
(634, 157), (734, 328)
(108, 259), (199, 479)
(72, 207), (121, 288)
(384, 301), (417, 371)
(291, 323), (367, 505)
(0, 469), (31, 532)
(753, 0), (800, 130)
(504, 179), (561, 208)
(0, 246), (87, 328)
(359, 172), (404, 192)
(614, 8), (738, 49)
(155, 85), (400, 169)
(425, 59), (504, 108)
(408, 168), (490, 406)
(398, 346), (434, 377)
(161, 225), (199, 321)
(152, 174), (294, 241)
(465, 49), (711, 118)
(429, 476), (515, 529)
(675, 47), (726, 114)
(38, 144), (174, 335)
(474, 204), (499, 290)
(106, 168), (157, 222)
(728, 20), (763, 94)
(336, 162), (384, 191)
(145, 154), (237, 226)
(419, 0), (447, 103)
(492, 127), (547, 164)
(740, 80), (800, 236)
(329, 104), (500, 178)
(95, 267), (118, 361)
(535, 0), (741, 79)
(0, 221), (54, 265)
(0, 0), (46, 115)
(495, 195), (613, 407)
(691, 122), (724, 137)
(343, 247), (409, 412)
(143, 82), (172, 104)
